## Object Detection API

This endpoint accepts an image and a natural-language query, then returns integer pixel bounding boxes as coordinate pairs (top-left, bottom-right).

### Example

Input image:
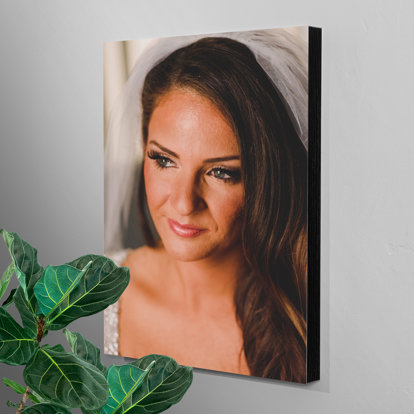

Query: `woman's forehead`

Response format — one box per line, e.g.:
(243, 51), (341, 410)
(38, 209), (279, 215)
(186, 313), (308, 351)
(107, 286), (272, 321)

(148, 89), (240, 158)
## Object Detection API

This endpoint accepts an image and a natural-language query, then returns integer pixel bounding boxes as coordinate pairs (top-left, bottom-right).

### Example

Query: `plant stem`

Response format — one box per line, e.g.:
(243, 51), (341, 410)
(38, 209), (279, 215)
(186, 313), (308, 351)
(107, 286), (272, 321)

(37, 316), (45, 343)
(16, 386), (30, 414)
(16, 316), (45, 413)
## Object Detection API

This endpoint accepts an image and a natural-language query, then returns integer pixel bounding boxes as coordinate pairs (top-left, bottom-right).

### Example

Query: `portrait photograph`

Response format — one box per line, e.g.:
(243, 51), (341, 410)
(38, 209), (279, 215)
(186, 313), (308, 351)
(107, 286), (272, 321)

(103, 26), (321, 383)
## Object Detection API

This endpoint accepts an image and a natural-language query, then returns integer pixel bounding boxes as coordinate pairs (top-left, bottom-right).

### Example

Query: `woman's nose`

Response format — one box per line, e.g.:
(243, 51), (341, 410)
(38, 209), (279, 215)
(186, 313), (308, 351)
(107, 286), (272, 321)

(169, 172), (205, 216)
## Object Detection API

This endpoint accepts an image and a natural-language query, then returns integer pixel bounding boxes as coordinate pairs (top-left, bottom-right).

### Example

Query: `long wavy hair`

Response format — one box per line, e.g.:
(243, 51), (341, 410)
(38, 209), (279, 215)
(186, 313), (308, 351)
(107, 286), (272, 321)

(139, 37), (308, 382)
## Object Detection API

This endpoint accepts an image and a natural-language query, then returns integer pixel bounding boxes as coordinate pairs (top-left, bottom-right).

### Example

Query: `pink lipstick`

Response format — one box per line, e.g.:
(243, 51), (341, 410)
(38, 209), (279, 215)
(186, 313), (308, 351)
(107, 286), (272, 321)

(168, 219), (206, 238)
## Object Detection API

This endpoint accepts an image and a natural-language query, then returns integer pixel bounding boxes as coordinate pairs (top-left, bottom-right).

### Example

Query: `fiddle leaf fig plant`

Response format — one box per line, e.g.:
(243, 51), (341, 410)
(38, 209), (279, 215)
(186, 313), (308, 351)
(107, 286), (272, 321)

(0, 229), (193, 413)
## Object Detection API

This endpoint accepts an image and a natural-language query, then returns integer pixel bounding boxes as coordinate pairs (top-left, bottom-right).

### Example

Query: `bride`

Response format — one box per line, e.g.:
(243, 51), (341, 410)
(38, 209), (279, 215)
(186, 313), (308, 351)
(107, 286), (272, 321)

(105, 29), (309, 382)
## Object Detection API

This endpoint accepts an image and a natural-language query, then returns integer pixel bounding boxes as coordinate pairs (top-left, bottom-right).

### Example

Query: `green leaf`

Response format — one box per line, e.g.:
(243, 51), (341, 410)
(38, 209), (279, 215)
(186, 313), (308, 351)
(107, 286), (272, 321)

(64, 329), (107, 374)
(34, 262), (92, 317)
(7, 400), (19, 408)
(101, 362), (154, 414)
(24, 344), (109, 410)
(3, 376), (26, 393)
(21, 403), (72, 414)
(0, 229), (43, 312)
(110, 355), (192, 414)
(31, 389), (47, 403)
(14, 286), (39, 338)
(45, 255), (129, 330)
(2, 377), (42, 404)
(0, 307), (38, 365)
(0, 262), (15, 301)
(2, 288), (16, 309)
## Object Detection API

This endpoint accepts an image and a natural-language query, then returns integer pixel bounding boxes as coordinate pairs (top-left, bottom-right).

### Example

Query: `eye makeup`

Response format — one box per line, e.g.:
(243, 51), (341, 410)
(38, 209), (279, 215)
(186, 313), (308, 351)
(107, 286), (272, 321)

(207, 167), (241, 183)
(147, 150), (175, 169)
(146, 149), (241, 184)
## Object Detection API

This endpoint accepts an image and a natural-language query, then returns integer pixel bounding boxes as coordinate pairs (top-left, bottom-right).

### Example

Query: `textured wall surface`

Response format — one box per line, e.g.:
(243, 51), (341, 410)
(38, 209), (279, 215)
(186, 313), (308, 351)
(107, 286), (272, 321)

(0, 0), (413, 412)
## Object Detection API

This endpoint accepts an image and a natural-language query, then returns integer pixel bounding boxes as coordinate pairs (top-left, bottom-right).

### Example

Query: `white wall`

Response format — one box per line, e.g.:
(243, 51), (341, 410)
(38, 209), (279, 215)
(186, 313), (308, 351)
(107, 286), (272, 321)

(0, 0), (413, 412)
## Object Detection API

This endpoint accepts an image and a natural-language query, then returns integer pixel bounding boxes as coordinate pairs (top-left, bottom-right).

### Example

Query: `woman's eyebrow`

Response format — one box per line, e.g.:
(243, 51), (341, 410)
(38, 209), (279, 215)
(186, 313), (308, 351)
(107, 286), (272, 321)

(148, 140), (179, 158)
(203, 155), (240, 163)
(148, 140), (240, 163)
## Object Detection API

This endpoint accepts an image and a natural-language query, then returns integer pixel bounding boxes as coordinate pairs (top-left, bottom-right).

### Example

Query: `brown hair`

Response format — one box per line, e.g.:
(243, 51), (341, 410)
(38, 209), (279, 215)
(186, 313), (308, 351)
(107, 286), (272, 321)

(139, 37), (308, 382)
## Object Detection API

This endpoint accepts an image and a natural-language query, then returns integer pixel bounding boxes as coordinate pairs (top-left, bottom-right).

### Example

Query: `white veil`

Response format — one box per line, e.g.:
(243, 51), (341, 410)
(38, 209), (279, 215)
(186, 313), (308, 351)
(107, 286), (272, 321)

(104, 28), (309, 254)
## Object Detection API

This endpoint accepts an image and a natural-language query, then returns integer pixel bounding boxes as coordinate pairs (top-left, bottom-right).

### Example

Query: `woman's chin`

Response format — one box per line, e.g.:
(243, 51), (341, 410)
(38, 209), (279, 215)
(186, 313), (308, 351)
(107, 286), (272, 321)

(163, 244), (213, 262)
(158, 235), (215, 262)
(158, 229), (242, 263)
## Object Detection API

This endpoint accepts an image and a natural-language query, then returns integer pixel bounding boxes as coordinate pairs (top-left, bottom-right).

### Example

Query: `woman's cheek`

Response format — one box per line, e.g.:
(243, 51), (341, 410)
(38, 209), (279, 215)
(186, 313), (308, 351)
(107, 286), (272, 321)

(144, 163), (171, 211)
(210, 186), (244, 228)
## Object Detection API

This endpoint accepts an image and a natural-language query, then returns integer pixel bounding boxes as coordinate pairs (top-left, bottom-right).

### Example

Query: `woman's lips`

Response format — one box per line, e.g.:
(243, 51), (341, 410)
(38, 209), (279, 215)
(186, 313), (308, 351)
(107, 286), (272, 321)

(167, 219), (207, 238)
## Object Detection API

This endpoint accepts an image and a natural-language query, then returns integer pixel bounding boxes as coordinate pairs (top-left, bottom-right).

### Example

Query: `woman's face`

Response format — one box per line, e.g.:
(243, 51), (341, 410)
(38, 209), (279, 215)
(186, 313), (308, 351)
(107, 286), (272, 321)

(144, 89), (244, 262)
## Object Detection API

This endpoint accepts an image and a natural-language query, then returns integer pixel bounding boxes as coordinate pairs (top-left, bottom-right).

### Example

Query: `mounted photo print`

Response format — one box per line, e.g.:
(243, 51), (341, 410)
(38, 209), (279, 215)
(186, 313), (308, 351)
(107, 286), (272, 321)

(104, 26), (321, 383)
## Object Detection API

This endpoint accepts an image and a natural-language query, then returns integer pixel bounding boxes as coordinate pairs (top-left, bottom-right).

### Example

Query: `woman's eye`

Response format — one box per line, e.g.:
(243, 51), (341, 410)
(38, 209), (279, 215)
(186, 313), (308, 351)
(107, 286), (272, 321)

(208, 168), (241, 183)
(157, 157), (174, 168)
(147, 151), (175, 168)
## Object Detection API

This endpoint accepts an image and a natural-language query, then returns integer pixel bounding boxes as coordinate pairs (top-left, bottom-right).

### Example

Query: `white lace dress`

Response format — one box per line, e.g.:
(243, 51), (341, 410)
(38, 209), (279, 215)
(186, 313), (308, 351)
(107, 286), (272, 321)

(104, 250), (129, 355)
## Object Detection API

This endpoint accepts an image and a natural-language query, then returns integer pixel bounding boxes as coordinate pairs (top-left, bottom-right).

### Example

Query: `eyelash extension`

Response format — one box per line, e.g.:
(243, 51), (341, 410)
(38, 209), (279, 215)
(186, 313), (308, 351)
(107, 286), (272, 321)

(147, 150), (174, 169)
